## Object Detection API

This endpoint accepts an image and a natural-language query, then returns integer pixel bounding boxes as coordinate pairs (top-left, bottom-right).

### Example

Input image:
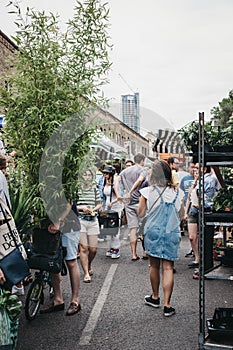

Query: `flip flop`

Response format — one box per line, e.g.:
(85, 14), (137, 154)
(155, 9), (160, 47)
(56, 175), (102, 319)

(131, 256), (140, 261)
(142, 256), (149, 260)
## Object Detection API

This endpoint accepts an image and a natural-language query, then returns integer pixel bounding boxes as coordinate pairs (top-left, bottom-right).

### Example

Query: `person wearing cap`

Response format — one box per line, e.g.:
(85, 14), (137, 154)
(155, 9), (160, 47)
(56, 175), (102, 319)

(102, 165), (123, 259)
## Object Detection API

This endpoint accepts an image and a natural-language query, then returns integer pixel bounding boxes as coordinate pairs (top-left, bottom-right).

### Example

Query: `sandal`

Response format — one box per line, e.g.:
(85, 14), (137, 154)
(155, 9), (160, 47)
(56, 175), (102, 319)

(131, 256), (140, 261)
(66, 302), (81, 316)
(88, 268), (93, 276)
(40, 303), (64, 314)
(142, 256), (149, 260)
(83, 275), (91, 283)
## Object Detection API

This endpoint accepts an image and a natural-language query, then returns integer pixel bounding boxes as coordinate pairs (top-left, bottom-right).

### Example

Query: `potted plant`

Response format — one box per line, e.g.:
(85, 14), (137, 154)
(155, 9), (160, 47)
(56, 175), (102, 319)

(178, 120), (213, 153)
(9, 183), (34, 239)
(0, 289), (22, 349)
(209, 90), (233, 151)
(0, 1), (111, 228)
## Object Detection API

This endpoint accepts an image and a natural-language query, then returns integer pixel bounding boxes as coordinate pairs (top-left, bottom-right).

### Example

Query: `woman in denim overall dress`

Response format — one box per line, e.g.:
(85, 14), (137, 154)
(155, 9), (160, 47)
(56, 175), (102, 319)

(138, 160), (183, 317)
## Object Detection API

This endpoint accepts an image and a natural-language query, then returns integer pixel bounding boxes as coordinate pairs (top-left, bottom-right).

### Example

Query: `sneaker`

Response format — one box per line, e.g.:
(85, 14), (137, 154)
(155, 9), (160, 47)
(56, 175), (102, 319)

(111, 249), (120, 259)
(193, 269), (200, 280)
(11, 285), (25, 296)
(164, 306), (175, 317)
(106, 249), (113, 257)
(144, 295), (160, 308)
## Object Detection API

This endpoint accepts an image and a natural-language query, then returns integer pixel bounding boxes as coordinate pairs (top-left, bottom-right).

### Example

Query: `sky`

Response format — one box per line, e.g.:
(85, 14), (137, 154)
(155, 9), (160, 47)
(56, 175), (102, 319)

(1, 0), (233, 131)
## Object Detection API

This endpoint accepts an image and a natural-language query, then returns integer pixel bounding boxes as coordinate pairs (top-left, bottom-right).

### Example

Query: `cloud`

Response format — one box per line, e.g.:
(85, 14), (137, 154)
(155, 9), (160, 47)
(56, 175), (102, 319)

(1, 0), (233, 129)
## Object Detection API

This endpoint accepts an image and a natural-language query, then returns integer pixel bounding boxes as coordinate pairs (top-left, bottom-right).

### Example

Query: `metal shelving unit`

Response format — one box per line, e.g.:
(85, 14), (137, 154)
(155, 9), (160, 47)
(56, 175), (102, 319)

(198, 113), (233, 349)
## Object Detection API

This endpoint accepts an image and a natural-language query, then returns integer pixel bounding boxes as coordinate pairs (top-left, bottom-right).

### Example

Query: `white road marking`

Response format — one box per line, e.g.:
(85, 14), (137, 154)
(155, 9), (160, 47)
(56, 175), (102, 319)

(78, 264), (118, 346)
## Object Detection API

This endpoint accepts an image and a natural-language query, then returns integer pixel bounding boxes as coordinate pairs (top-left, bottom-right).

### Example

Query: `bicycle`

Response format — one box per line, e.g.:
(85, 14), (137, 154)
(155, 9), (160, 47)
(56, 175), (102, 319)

(24, 269), (54, 321)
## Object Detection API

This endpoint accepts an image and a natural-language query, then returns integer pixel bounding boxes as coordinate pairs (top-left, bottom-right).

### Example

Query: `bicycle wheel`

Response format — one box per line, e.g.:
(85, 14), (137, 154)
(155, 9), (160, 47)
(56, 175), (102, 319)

(25, 278), (44, 320)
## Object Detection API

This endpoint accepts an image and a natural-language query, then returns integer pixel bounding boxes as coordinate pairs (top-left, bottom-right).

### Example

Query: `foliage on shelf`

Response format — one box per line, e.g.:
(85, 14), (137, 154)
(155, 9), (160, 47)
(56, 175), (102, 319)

(178, 89), (233, 151)
(177, 120), (213, 152)
(0, 1), (112, 227)
(213, 185), (233, 212)
(223, 168), (233, 183)
(210, 89), (233, 127)
(209, 89), (233, 146)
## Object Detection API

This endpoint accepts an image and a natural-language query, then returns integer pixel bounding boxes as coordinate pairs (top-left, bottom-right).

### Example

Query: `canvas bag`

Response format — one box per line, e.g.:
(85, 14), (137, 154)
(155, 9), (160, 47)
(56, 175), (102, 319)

(0, 199), (27, 260)
(98, 210), (119, 237)
(0, 199), (29, 287)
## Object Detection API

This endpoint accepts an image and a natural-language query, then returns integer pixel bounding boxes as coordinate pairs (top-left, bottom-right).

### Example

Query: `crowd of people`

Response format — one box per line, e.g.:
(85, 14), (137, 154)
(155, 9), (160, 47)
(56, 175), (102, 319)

(0, 152), (219, 318)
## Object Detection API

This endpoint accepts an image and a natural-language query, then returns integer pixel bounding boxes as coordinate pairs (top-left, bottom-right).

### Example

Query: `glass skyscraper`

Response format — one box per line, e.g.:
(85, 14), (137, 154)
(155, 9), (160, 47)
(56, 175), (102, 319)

(121, 92), (140, 133)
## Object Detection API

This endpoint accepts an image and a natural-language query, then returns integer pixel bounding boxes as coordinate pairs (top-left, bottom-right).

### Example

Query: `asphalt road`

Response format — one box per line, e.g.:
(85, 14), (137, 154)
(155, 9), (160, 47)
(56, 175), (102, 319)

(16, 228), (232, 350)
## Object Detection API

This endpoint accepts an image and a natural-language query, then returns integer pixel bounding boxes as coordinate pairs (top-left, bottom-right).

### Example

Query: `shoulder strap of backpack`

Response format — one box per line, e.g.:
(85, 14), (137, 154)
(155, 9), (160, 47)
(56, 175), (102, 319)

(172, 189), (179, 204)
(148, 186), (166, 215)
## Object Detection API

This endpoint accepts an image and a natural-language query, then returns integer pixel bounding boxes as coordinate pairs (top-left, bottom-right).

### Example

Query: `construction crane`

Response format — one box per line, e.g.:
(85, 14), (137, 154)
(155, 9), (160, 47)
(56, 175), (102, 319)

(118, 73), (135, 94)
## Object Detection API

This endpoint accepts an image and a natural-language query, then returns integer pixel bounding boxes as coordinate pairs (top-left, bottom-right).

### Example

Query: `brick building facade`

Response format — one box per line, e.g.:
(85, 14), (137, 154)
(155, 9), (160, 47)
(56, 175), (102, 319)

(0, 30), (17, 86)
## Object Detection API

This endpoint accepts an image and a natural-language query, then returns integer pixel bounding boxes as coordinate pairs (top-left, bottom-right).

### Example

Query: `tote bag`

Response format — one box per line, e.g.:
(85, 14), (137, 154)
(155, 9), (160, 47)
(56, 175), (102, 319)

(98, 210), (119, 237)
(0, 199), (30, 287)
(0, 200), (27, 260)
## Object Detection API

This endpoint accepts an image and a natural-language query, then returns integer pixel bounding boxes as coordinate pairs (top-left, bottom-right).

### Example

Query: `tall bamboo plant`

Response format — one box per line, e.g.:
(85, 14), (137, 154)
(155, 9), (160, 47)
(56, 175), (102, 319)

(0, 0), (112, 227)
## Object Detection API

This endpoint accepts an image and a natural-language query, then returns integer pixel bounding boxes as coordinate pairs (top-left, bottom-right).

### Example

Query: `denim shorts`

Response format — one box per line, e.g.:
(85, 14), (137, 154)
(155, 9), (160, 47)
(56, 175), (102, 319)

(188, 215), (198, 224)
(61, 230), (80, 261)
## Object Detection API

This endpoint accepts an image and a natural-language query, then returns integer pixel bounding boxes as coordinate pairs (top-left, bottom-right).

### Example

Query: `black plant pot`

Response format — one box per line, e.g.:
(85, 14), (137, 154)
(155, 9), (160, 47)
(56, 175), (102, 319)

(213, 144), (233, 152)
(32, 228), (61, 255)
(191, 144), (198, 153)
(191, 143), (213, 154)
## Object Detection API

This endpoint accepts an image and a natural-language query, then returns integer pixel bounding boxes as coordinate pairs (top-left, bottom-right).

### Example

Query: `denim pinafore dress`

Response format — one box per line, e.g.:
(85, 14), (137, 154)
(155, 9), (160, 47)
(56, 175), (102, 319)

(144, 186), (181, 261)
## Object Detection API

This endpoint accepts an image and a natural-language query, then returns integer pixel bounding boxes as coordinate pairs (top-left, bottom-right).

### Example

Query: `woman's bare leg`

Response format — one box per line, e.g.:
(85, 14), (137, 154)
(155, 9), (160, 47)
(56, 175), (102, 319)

(162, 259), (174, 307)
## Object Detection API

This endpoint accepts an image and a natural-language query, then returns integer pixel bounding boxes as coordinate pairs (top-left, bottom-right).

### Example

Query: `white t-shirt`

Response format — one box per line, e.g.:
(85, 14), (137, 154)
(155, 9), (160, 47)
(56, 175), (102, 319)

(140, 186), (183, 212)
(103, 184), (123, 212)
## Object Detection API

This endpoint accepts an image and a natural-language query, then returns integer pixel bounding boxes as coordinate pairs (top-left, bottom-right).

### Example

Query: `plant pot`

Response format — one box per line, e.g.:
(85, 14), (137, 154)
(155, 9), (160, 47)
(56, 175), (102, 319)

(32, 228), (61, 255)
(191, 143), (213, 154)
(213, 144), (233, 152)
